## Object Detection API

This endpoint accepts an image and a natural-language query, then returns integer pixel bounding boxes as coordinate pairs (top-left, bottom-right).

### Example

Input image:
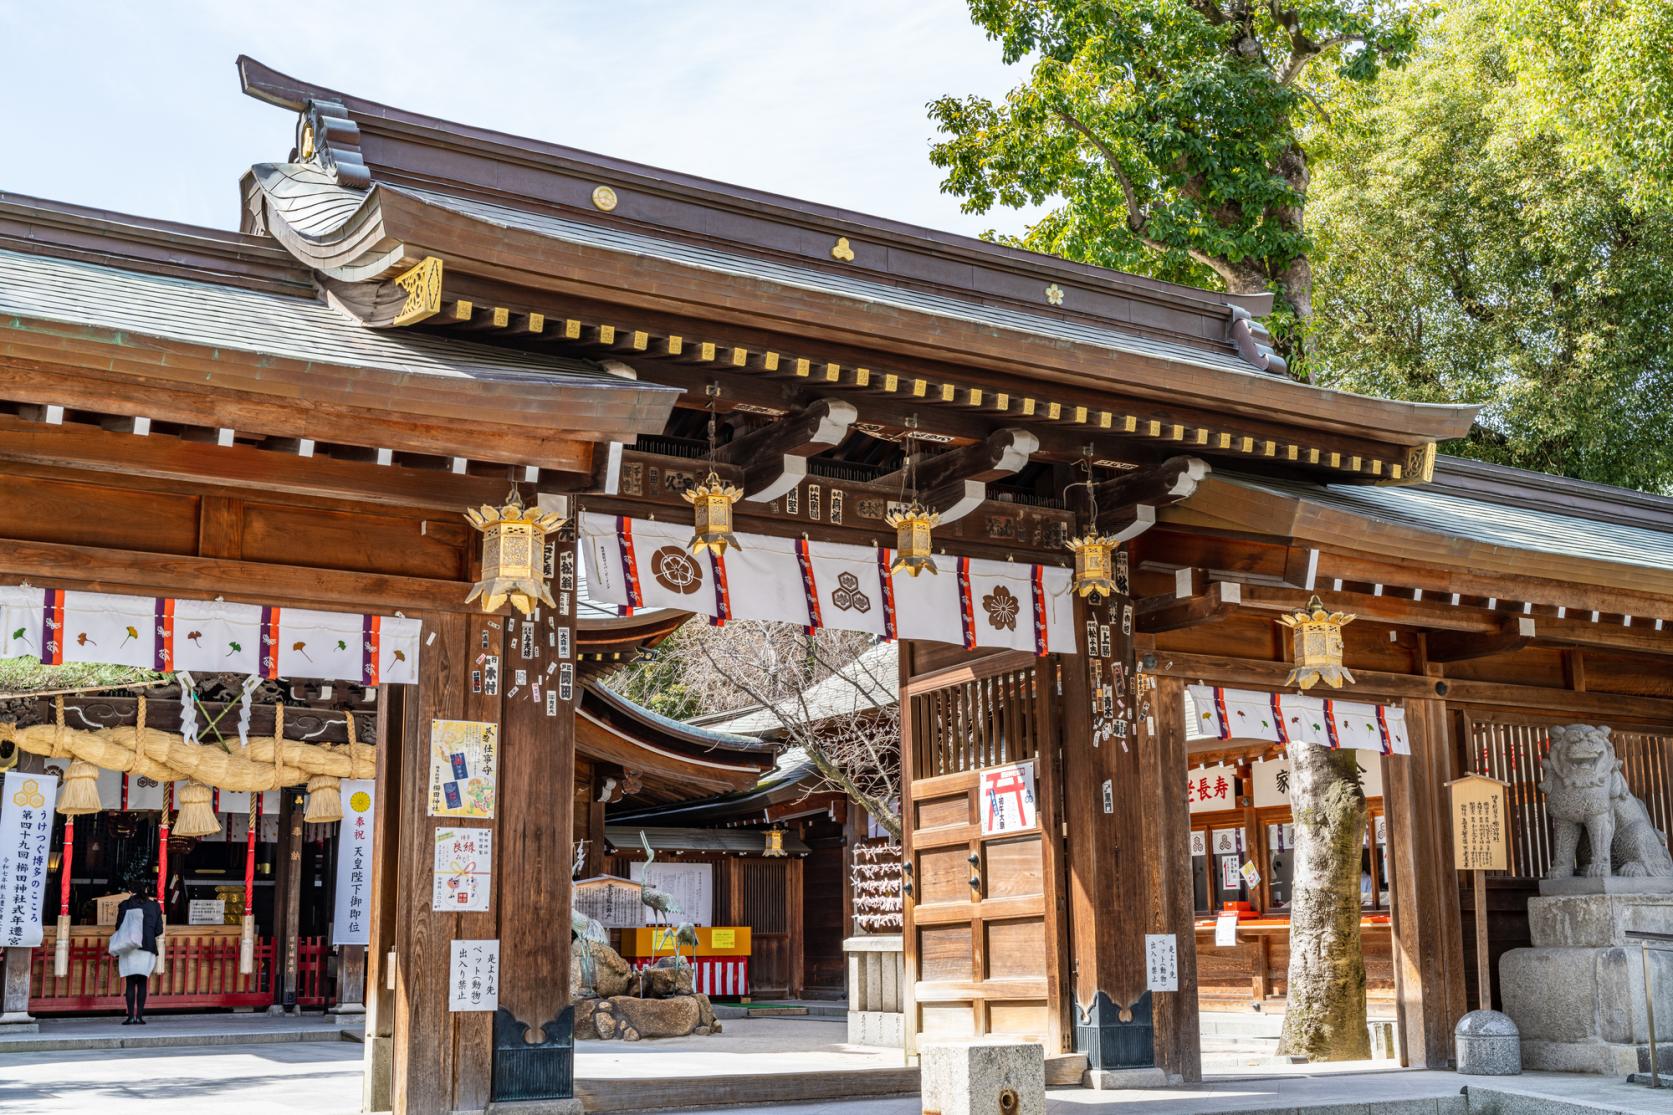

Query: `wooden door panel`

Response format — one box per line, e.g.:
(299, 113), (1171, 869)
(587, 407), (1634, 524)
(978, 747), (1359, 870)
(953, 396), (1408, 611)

(985, 919), (1047, 980)
(984, 837), (1044, 899)
(918, 925), (975, 981)
(903, 653), (1066, 1051)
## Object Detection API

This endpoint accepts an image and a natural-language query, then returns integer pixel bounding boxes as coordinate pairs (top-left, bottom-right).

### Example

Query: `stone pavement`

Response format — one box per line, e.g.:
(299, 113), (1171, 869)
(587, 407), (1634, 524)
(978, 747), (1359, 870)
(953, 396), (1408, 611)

(0, 1040), (364, 1114)
(6, 1015), (1673, 1114)
(0, 1011), (359, 1054)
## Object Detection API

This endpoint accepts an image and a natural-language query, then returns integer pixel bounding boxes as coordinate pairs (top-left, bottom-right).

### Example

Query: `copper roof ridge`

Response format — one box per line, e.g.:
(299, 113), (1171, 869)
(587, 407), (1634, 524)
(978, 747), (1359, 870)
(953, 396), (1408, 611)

(235, 55), (1274, 320)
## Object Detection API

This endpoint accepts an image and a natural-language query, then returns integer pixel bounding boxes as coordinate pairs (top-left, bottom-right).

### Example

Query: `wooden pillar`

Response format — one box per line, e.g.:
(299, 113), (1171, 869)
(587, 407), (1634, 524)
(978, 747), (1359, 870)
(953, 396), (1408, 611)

(391, 611), (470, 1114)
(1061, 593), (1156, 1076)
(336, 946), (366, 1014)
(1139, 674), (1201, 1082)
(787, 854), (805, 1000)
(490, 591), (578, 1106)
(364, 684), (404, 1113)
(1384, 655), (1466, 1069)
(0, 947), (33, 1026)
(275, 787), (304, 1011)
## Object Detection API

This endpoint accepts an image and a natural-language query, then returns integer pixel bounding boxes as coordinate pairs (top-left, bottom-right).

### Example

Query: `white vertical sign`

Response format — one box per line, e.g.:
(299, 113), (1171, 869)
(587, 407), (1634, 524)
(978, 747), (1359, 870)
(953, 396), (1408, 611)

(449, 939), (500, 1012)
(1145, 934), (1179, 992)
(0, 772), (58, 948)
(978, 760), (1038, 835)
(332, 780), (376, 945)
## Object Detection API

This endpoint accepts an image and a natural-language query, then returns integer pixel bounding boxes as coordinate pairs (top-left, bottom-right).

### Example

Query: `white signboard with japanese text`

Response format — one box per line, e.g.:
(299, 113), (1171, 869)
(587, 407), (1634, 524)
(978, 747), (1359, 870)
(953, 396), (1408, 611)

(0, 772), (57, 948)
(188, 898), (226, 925)
(433, 827), (493, 912)
(1145, 934), (1179, 992)
(1214, 912), (1238, 948)
(979, 761), (1038, 835)
(1186, 764), (1239, 814)
(629, 861), (714, 927)
(1252, 756), (1383, 808)
(449, 939), (500, 1012)
(332, 780), (376, 944)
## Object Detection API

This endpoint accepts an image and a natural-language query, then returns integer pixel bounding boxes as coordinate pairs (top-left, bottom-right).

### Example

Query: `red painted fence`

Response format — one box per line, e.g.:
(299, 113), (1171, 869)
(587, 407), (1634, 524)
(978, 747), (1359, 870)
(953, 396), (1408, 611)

(28, 934), (332, 1013)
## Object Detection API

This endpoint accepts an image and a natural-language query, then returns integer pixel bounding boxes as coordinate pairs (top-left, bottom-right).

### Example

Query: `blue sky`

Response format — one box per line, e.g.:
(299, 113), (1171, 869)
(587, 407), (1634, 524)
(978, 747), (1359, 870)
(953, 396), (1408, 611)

(1, 0), (1043, 238)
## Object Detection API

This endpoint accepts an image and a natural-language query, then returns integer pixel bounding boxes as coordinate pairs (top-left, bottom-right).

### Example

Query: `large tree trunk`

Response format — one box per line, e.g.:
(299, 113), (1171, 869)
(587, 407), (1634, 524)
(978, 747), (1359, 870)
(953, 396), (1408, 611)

(1277, 745), (1370, 1060)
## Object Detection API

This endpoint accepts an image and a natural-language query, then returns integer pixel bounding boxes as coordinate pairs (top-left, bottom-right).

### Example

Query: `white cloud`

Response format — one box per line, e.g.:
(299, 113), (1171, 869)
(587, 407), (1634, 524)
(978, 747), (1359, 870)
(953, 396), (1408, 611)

(0, 0), (1045, 238)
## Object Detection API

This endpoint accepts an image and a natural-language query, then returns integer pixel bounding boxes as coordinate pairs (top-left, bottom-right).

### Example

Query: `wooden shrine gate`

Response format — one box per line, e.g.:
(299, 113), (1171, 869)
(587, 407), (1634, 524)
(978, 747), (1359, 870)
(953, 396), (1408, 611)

(900, 648), (1069, 1053)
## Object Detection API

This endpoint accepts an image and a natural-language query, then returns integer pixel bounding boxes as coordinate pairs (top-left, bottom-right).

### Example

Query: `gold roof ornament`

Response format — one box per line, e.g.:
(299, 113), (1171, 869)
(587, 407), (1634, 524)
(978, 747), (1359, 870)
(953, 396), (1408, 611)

(1066, 532), (1121, 600)
(1278, 595), (1357, 689)
(885, 502), (940, 577)
(464, 488), (566, 616)
(683, 471), (743, 557)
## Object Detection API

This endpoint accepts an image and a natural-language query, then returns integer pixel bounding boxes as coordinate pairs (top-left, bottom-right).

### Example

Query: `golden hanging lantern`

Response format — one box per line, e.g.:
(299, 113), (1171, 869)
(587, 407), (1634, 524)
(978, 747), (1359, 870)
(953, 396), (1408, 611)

(682, 471), (743, 557)
(1278, 595), (1356, 689)
(885, 503), (939, 577)
(1065, 532), (1121, 600)
(763, 829), (786, 858)
(464, 489), (566, 616)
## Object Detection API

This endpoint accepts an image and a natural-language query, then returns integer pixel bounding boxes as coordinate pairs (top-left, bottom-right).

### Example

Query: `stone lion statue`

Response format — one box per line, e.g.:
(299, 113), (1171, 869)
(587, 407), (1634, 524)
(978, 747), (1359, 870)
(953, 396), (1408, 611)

(1542, 724), (1673, 879)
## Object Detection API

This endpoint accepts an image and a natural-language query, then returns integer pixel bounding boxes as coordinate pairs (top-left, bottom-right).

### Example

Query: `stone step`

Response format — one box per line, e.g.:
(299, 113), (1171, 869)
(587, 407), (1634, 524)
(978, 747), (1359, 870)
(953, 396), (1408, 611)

(576, 1067), (920, 1112)
(576, 1052), (1085, 1112)
(1464, 1081), (1673, 1114)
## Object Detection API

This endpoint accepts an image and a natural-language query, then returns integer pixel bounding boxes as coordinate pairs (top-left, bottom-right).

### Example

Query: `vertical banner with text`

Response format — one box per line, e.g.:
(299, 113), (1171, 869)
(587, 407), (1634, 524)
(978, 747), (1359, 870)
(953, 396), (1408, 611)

(0, 771), (58, 948)
(332, 779), (376, 945)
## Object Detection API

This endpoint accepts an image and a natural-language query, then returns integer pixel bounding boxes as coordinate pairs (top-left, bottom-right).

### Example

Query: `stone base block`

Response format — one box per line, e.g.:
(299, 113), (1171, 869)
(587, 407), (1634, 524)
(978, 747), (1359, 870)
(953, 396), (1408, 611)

(848, 1009), (904, 1048)
(1518, 1037), (1650, 1076)
(920, 1040), (1044, 1115)
(486, 1099), (584, 1115)
(1502, 944), (1673, 1051)
(1528, 892), (1673, 948)
(1539, 877), (1673, 898)
(1081, 1066), (1174, 1090)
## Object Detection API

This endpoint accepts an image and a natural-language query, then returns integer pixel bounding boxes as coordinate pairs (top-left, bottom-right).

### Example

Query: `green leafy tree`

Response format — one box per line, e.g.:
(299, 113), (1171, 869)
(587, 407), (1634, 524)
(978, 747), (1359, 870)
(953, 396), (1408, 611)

(929, 0), (1421, 365)
(1310, 0), (1673, 490)
(1491, 0), (1673, 214)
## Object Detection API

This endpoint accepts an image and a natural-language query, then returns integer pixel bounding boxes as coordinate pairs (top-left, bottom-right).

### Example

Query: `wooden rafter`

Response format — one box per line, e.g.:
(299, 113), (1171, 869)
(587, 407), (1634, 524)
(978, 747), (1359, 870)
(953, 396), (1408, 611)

(718, 397), (858, 503)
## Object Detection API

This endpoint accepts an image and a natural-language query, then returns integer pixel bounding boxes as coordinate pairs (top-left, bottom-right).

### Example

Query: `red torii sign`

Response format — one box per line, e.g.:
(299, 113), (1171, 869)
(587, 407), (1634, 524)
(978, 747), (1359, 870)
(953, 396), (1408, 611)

(980, 761), (1038, 835)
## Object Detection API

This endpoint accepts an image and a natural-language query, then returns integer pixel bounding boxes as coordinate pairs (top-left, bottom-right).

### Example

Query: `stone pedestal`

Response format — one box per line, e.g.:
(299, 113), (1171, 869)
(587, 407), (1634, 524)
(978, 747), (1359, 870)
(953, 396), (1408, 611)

(1455, 1010), (1520, 1075)
(920, 1041), (1044, 1115)
(1500, 885), (1673, 1075)
(845, 934), (904, 1048)
(1, 947), (35, 1030)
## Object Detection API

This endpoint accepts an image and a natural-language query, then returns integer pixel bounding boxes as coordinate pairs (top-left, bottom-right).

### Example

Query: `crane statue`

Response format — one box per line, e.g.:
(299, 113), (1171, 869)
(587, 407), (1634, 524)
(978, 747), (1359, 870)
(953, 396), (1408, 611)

(637, 831), (683, 925)
(571, 908), (610, 997)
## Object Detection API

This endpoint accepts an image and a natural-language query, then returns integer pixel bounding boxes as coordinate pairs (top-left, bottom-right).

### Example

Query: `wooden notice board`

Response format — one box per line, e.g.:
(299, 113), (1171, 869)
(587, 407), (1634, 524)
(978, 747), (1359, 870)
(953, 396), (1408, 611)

(1447, 772), (1509, 1012)
(1448, 774), (1509, 872)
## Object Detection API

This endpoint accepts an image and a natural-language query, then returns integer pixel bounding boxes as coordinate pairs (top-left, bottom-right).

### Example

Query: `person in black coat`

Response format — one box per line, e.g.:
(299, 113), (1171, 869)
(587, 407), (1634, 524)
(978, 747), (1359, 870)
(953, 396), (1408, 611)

(112, 863), (164, 1024)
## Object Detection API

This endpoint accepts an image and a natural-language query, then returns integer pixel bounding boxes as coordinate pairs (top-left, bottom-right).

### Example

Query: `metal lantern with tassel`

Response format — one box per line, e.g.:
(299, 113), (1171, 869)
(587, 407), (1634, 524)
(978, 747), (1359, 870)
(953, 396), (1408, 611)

(1066, 532), (1121, 600)
(885, 503), (939, 577)
(763, 828), (786, 858)
(683, 471), (743, 557)
(1278, 595), (1357, 689)
(464, 488), (566, 616)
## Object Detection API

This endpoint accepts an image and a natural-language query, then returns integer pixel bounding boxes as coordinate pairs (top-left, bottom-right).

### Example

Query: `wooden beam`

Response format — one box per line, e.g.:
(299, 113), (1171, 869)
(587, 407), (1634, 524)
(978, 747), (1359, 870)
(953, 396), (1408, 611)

(1093, 456), (1208, 534)
(1225, 584), (1673, 657)
(720, 398), (858, 503)
(0, 412), (562, 510)
(888, 429), (1040, 526)
(1149, 649), (1673, 722)
(1425, 617), (1536, 663)
(0, 535), (472, 614)
(1136, 581), (1241, 633)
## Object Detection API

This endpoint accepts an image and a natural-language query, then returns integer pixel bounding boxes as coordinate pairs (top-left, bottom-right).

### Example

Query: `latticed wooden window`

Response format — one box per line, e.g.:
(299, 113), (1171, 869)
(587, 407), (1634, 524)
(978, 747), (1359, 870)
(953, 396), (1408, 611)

(1462, 710), (1673, 880)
